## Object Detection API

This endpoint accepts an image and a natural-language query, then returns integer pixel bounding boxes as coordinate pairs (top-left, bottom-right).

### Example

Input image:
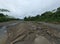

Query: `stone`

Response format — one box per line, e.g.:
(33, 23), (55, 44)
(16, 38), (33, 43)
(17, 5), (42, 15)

(34, 36), (51, 44)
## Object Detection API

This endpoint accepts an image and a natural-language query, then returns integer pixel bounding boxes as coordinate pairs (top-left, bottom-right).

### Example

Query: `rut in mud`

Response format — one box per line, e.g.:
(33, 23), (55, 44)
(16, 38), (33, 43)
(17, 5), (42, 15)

(6, 22), (60, 44)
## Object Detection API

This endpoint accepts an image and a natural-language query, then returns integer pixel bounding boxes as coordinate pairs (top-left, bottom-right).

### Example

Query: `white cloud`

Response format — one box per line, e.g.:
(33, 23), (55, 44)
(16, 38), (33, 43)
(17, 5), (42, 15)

(0, 0), (60, 18)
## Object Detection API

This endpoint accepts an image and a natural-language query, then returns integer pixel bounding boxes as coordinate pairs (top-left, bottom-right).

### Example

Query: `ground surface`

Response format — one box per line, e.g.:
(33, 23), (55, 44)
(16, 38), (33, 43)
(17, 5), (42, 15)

(0, 21), (60, 44)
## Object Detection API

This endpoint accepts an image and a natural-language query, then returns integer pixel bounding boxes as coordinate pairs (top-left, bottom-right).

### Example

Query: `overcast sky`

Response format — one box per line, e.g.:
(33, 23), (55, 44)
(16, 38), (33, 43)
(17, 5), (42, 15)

(0, 0), (60, 18)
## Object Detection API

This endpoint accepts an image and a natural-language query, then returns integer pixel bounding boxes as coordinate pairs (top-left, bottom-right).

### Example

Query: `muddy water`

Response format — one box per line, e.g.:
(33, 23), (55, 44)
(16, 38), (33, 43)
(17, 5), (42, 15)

(0, 26), (7, 44)
(0, 22), (19, 44)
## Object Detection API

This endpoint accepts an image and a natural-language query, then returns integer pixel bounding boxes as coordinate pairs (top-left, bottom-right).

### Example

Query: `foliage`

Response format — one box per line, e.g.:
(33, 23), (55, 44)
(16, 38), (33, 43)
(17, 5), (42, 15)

(0, 9), (20, 22)
(24, 7), (60, 23)
(0, 13), (20, 22)
(0, 9), (10, 12)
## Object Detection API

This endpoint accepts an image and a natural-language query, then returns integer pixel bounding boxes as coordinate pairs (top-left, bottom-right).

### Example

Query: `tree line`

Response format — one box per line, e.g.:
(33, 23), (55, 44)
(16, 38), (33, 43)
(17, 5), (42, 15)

(0, 13), (20, 22)
(24, 7), (60, 23)
(0, 9), (20, 22)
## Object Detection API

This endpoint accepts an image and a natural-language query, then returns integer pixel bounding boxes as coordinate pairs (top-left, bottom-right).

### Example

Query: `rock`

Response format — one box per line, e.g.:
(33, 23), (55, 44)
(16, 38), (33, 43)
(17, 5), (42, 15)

(34, 36), (51, 44)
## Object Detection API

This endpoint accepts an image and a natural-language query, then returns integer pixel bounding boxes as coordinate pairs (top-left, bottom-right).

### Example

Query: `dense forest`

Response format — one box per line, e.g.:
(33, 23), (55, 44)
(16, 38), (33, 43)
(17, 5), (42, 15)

(24, 7), (60, 23)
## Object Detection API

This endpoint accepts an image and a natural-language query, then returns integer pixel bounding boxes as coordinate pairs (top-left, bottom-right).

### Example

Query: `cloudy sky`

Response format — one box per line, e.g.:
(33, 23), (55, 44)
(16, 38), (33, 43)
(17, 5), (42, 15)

(0, 0), (60, 18)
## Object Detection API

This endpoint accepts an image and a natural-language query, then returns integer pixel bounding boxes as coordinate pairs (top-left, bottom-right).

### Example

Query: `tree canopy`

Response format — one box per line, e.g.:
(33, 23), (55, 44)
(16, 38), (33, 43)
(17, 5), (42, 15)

(0, 9), (10, 12)
(24, 7), (60, 23)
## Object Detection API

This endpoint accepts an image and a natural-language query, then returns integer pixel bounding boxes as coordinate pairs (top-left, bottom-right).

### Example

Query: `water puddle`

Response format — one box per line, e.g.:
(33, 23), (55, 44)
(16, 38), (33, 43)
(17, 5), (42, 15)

(0, 26), (7, 44)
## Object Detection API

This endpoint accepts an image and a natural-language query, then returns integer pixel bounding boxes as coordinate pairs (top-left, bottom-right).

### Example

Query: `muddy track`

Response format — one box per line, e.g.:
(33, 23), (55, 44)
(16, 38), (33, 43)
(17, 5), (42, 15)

(6, 21), (60, 44)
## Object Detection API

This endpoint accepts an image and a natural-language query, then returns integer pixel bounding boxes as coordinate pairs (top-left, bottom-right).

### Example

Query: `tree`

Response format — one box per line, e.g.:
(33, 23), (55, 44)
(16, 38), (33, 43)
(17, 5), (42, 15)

(24, 17), (27, 21)
(23, 7), (60, 23)
(41, 11), (53, 17)
(0, 9), (10, 12)
(0, 13), (5, 17)
(57, 7), (60, 12)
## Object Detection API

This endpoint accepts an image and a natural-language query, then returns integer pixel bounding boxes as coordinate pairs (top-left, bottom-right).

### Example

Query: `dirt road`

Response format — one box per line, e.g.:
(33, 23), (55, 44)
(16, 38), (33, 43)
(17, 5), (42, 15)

(0, 21), (60, 44)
